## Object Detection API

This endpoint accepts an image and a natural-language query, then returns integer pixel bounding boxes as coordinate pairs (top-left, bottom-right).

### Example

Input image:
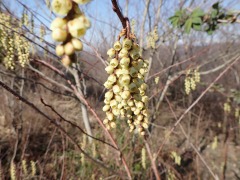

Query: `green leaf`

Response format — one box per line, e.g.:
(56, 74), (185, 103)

(193, 24), (201, 31)
(184, 18), (192, 34)
(212, 2), (219, 10)
(207, 29), (213, 35)
(191, 8), (205, 17)
(211, 9), (218, 18)
(169, 16), (180, 27)
(192, 17), (202, 24)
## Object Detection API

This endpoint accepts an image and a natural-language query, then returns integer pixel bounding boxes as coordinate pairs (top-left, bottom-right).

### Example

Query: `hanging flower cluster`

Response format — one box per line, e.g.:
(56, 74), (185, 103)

(0, 13), (30, 69)
(184, 68), (200, 95)
(50, 0), (91, 66)
(103, 32), (149, 135)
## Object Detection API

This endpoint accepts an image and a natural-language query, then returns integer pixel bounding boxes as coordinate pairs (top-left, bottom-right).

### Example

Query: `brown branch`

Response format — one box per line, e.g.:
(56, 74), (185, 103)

(111, 0), (127, 28)
(144, 138), (161, 180)
(111, 0), (131, 38)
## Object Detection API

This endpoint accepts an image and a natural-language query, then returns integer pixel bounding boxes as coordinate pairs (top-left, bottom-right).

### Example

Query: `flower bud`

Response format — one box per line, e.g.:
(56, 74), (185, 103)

(102, 105), (110, 112)
(129, 67), (138, 77)
(117, 103), (123, 109)
(52, 28), (67, 42)
(104, 99), (110, 104)
(107, 74), (117, 83)
(103, 119), (109, 124)
(119, 48), (128, 58)
(50, 17), (67, 30)
(107, 48), (115, 58)
(56, 45), (64, 56)
(105, 66), (114, 74)
(129, 83), (138, 92)
(139, 68), (146, 75)
(121, 100), (127, 106)
(110, 58), (118, 68)
(78, 15), (91, 29)
(133, 43), (140, 52)
(64, 42), (75, 55)
(110, 99), (117, 107)
(120, 109), (126, 116)
(68, 18), (86, 38)
(123, 38), (132, 50)
(127, 100), (134, 107)
(140, 83), (148, 90)
(136, 101), (144, 110)
(142, 110), (148, 117)
(137, 114), (144, 121)
(142, 122), (148, 129)
(120, 57), (130, 67)
(120, 75), (131, 86)
(121, 90), (130, 100)
(130, 49), (140, 60)
(142, 96), (149, 103)
(113, 95), (121, 102)
(51, 0), (72, 16)
(133, 94), (142, 101)
(134, 109), (141, 115)
(112, 108), (120, 116)
(106, 112), (114, 121)
(113, 41), (122, 51)
(61, 55), (72, 66)
(112, 85), (121, 94)
(105, 91), (113, 100)
(71, 38), (83, 51)
(73, 0), (92, 5)
(110, 121), (116, 128)
(104, 81), (113, 89)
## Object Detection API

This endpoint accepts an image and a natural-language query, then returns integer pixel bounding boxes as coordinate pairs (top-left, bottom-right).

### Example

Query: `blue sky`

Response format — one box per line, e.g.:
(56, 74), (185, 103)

(5, 0), (240, 49)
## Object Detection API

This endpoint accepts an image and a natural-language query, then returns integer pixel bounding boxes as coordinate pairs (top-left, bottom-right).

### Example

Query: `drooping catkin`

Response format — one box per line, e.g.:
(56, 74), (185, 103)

(30, 161), (36, 177)
(80, 134), (87, 165)
(21, 159), (28, 176)
(10, 162), (16, 180)
(103, 34), (149, 135)
(141, 147), (146, 169)
(50, 0), (91, 66)
(184, 68), (201, 95)
(0, 13), (30, 69)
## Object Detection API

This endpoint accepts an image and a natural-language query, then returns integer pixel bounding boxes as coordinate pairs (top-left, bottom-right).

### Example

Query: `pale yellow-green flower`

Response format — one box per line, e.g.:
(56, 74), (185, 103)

(123, 38), (132, 50)
(50, 17), (67, 30)
(56, 44), (65, 56)
(130, 49), (140, 60)
(102, 105), (110, 112)
(71, 38), (83, 51)
(68, 18), (86, 38)
(61, 55), (72, 66)
(73, 0), (92, 5)
(105, 91), (113, 100)
(121, 90), (130, 99)
(120, 57), (130, 67)
(51, 28), (68, 42)
(64, 42), (75, 55)
(107, 48), (116, 58)
(113, 41), (122, 51)
(105, 66), (114, 74)
(109, 58), (118, 68)
(51, 0), (72, 16)
(119, 48), (129, 58)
